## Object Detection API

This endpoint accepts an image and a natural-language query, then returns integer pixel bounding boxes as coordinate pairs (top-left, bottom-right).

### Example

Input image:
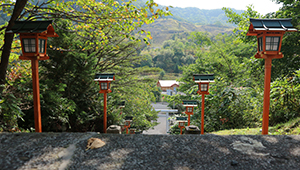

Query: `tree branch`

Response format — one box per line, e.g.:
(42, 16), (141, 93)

(0, 0), (28, 94)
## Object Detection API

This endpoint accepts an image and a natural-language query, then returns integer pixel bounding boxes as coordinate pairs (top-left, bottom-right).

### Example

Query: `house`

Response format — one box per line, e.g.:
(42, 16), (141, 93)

(157, 80), (180, 96)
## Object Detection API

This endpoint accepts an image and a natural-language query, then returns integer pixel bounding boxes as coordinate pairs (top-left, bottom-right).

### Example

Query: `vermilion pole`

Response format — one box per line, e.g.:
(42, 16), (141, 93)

(31, 59), (42, 132)
(201, 94), (205, 134)
(180, 127), (183, 135)
(103, 92), (107, 133)
(187, 114), (191, 126)
(262, 58), (272, 135)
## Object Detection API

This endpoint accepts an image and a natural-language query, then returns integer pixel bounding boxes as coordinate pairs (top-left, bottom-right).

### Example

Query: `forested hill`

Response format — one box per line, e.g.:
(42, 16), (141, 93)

(166, 7), (241, 26)
(139, 18), (234, 47)
(136, 0), (243, 26)
(135, 0), (243, 47)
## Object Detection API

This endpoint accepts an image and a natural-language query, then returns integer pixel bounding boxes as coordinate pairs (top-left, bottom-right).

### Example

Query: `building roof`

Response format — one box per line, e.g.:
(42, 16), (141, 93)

(157, 80), (180, 87)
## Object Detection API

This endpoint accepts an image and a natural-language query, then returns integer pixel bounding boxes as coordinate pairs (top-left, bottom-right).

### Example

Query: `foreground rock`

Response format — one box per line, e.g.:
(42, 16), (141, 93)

(0, 133), (299, 170)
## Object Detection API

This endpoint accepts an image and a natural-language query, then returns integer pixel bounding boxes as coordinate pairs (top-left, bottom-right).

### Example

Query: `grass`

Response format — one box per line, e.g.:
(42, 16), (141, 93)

(269, 117), (300, 135)
(211, 117), (300, 135)
(211, 127), (262, 135)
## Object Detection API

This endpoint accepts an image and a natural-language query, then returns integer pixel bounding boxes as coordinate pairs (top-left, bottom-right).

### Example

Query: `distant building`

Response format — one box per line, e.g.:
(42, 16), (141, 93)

(157, 80), (181, 96)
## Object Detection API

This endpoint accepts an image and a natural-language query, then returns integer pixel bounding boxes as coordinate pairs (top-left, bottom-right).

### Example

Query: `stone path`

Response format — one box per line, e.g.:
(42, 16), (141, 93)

(1, 133), (299, 170)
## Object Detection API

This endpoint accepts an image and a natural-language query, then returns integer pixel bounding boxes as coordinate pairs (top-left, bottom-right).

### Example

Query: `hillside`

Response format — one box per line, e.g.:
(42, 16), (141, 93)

(136, 0), (242, 26)
(135, 1), (241, 47)
(167, 7), (242, 26)
(139, 18), (234, 47)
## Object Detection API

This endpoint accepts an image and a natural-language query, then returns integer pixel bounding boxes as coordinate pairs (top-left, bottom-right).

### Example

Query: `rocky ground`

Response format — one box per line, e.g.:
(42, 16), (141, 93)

(0, 133), (299, 170)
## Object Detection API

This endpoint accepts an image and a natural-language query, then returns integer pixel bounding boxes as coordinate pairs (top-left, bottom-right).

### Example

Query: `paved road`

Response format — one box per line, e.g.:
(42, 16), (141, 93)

(143, 114), (168, 134)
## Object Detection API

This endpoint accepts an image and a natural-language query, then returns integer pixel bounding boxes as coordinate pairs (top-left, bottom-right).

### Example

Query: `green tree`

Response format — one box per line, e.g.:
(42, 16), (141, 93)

(18, 18), (161, 132)
(138, 53), (153, 67)
(153, 38), (197, 73)
(187, 32), (261, 87)
(269, 70), (300, 125)
(0, 0), (171, 93)
(222, 5), (262, 43)
(0, 39), (30, 132)
(0, 0), (171, 131)
(223, 4), (300, 79)
(271, 0), (300, 77)
(158, 70), (165, 79)
(168, 33), (265, 133)
(153, 48), (175, 72)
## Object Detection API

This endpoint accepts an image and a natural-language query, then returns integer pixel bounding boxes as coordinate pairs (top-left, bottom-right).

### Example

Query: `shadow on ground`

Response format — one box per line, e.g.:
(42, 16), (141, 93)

(0, 133), (299, 170)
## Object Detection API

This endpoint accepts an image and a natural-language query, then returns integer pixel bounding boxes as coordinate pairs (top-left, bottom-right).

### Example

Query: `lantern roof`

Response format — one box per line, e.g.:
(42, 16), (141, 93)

(125, 116), (133, 121)
(193, 74), (215, 83)
(247, 18), (297, 36)
(182, 100), (198, 107)
(6, 20), (58, 37)
(94, 73), (115, 81)
(118, 101), (126, 107)
(176, 117), (188, 121)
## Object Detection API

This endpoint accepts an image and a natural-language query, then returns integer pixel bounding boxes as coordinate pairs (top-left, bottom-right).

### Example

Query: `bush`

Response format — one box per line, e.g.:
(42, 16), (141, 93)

(0, 85), (24, 132)
(269, 70), (300, 125)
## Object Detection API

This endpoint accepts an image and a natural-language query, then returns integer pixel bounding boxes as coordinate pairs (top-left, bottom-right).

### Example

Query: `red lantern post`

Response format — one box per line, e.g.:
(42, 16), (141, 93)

(124, 116), (133, 134)
(178, 122), (185, 135)
(182, 100), (197, 126)
(246, 18), (297, 135)
(193, 74), (214, 134)
(176, 116), (188, 135)
(118, 101), (125, 115)
(6, 21), (59, 132)
(129, 128), (136, 134)
(94, 73), (115, 133)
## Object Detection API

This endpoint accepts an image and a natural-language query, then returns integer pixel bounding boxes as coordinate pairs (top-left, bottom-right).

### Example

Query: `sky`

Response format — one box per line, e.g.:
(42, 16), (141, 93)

(154, 0), (282, 15)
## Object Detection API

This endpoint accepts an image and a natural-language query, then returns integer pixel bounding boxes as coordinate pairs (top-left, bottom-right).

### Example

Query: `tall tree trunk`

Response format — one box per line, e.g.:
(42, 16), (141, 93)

(0, 0), (28, 94)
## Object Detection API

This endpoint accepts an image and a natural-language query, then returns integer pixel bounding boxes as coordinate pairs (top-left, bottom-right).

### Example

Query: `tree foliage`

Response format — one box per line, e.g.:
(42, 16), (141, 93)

(169, 32), (264, 132)
(143, 37), (197, 73)
(223, 3), (300, 79)
(269, 70), (300, 125)
(271, 0), (300, 77)
(2, 0), (300, 133)
(0, 0), (171, 132)
(167, 3), (300, 133)
(0, 0), (171, 91)
(15, 17), (162, 132)
(222, 5), (263, 43)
